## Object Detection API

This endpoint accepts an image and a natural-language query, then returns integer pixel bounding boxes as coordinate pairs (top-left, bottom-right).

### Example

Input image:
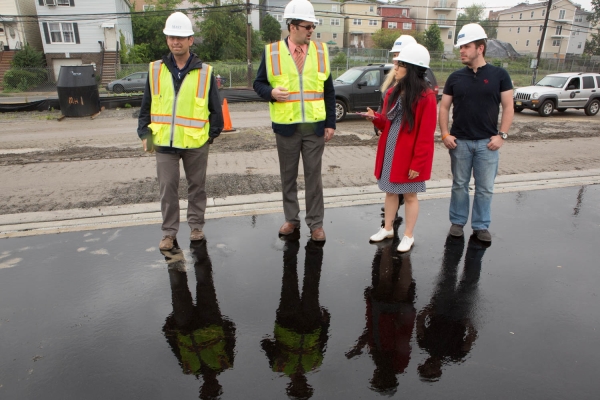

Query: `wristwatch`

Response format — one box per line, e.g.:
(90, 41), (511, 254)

(498, 131), (508, 139)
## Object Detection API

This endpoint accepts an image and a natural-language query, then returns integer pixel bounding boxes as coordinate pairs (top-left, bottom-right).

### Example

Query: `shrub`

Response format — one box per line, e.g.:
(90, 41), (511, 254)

(331, 52), (347, 67)
(3, 68), (47, 91)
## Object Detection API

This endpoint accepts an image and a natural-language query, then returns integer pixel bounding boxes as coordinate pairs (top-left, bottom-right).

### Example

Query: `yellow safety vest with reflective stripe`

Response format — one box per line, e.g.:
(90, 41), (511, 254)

(148, 60), (212, 149)
(265, 40), (330, 124)
(272, 323), (323, 375)
(176, 325), (231, 374)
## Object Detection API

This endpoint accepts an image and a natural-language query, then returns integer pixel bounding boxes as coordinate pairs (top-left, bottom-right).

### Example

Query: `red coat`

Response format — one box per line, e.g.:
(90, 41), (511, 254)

(373, 88), (437, 184)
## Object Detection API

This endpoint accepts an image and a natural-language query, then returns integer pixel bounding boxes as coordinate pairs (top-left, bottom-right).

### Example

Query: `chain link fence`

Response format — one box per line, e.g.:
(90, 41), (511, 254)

(2, 50), (600, 93)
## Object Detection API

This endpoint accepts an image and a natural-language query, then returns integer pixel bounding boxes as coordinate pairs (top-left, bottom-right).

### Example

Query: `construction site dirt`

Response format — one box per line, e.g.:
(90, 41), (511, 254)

(1, 102), (599, 215)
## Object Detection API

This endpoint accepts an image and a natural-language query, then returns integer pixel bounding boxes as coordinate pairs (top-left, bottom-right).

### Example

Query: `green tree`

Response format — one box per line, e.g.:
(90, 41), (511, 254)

(480, 18), (498, 39)
(261, 13), (281, 43)
(372, 28), (400, 50)
(195, 5), (264, 61)
(423, 23), (444, 53)
(10, 44), (45, 68)
(455, 3), (485, 36)
(588, 0), (600, 25)
(584, 30), (600, 56)
(131, 10), (171, 61)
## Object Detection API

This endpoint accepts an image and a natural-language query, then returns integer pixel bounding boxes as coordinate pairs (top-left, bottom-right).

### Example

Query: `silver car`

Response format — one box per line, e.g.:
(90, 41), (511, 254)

(106, 72), (148, 94)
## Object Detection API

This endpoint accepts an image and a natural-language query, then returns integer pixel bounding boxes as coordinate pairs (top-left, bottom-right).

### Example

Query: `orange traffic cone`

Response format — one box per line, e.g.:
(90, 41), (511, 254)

(222, 98), (235, 132)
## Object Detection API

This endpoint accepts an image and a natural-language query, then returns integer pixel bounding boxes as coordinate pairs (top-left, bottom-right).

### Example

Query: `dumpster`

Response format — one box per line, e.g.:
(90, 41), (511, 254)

(56, 65), (100, 117)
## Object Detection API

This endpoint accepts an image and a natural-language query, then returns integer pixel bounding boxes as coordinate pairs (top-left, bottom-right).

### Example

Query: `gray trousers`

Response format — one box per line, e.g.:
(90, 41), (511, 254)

(275, 130), (325, 230)
(155, 145), (209, 236)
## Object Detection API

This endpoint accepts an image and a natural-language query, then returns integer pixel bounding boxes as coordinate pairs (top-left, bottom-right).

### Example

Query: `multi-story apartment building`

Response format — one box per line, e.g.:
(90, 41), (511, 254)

(378, 4), (416, 32)
(491, 0), (593, 57)
(0, 0), (43, 51)
(340, 1), (382, 48)
(394, 0), (458, 51)
(312, 1), (345, 46)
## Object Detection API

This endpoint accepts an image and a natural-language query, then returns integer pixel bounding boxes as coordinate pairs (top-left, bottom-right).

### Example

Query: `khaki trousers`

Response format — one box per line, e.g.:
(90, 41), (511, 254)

(275, 130), (325, 230)
(156, 145), (209, 236)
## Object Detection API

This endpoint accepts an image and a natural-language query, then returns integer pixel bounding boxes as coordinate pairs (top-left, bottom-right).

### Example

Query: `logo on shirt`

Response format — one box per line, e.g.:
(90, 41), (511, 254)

(484, 79), (489, 84)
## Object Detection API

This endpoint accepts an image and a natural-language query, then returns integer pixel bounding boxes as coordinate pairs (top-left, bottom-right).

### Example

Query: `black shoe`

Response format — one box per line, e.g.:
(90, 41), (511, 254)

(474, 229), (492, 242)
(449, 224), (464, 237)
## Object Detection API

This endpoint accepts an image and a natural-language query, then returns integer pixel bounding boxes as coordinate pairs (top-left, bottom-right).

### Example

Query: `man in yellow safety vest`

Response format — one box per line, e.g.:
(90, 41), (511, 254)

(253, 0), (336, 242)
(137, 12), (223, 251)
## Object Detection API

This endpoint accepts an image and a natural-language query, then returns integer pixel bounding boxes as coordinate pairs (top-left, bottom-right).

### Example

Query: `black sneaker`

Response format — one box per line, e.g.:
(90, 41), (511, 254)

(474, 229), (492, 242)
(449, 224), (464, 237)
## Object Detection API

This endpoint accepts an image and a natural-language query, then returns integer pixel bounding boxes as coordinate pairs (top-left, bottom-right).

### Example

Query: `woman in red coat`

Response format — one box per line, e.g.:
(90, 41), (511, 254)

(363, 43), (437, 252)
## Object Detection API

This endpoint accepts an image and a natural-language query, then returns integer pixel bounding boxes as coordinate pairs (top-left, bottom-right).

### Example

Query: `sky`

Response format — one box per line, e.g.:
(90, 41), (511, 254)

(457, 0), (595, 14)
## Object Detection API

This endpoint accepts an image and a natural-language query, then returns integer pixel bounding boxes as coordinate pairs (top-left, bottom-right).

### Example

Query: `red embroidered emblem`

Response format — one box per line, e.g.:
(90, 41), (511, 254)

(484, 79), (489, 84)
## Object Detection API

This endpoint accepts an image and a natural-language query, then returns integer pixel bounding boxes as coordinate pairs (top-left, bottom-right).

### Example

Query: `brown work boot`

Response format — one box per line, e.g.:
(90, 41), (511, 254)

(279, 221), (298, 236)
(310, 227), (326, 242)
(159, 235), (176, 251)
(190, 228), (205, 241)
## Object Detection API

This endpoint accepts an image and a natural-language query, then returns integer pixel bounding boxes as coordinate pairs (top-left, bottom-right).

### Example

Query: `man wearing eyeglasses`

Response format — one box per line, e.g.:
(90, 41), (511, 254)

(253, 0), (336, 242)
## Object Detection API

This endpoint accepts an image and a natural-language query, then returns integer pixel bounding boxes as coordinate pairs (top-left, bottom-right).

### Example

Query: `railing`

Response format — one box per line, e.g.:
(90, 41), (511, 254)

(433, 1), (456, 8)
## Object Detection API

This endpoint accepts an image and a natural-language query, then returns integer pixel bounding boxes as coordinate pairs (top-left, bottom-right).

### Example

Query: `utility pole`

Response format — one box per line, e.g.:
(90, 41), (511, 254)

(532, 0), (553, 85)
(247, 0), (253, 88)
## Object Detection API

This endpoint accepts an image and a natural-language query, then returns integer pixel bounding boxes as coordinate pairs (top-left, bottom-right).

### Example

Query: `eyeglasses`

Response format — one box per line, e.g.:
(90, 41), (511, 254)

(295, 24), (316, 31)
(394, 61), (407, 68)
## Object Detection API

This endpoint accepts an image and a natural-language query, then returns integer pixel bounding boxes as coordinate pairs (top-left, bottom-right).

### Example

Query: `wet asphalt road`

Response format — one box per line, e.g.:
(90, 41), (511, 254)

(0, 185), (599, 399)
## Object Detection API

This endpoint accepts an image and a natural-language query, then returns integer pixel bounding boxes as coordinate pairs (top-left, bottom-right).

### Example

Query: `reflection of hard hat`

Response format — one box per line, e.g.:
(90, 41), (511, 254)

(163, 12), (194, 37)
(283, 0), (318, 23)
(394, 43), (430, 68)
(455, 23), (487, 47)
(390, 35), (417, 53)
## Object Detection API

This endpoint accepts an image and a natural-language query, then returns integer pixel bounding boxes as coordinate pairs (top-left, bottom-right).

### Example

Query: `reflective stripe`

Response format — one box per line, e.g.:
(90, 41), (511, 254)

(269, 42), (281, 76)
(174, 116), (207, 129)
(196, 67), (210, 99)
(315, 42), (325, 73)
(150, 114), (171, 124)
(152, 61), (162, 95)
(288, 92), (324, 101)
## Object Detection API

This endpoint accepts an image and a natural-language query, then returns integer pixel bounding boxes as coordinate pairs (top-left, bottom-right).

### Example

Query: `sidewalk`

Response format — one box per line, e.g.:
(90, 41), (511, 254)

(2, 168), (599, 238)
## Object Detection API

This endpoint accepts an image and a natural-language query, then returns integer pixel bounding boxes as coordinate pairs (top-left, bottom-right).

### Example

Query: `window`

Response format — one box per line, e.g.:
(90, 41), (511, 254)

(555, 26), (562, 35)
(316, 32), (321, 39)
(369, 20), (378, 26)
(540, 25), (543, 31)
(552, 39), (561, 46)
(57, 0), (70, 4)
(516, 40), (518, 45)
(332, 33), (337, 39)
(332, 5), (337, 12)
(403, 22), (412, 30)
(317, 18), (323, 26)
(509, 28), (512, 32)
(353, 19), (362, 25)
(576, 29), (580, 36)
(596, 77), (600, 88)
(575, 15), (583, 22)
(531, 11), (534, 18)
(143, 4), (155, 11)
(517, 27), (520, 33)
(369, 6), (374, 12)
(330, 18), (340, 26)
(49, 22), (75, 43)
(511, 14), (514, 19)
(542, 10), (545, 17)
(526, 40), (529, 46)
(583, 76), (595, 89)
(402, 9), (408, 16)
(388, 22), (397, 29)
(448, 30), (453, 39)
(528, 26), (531, 32)
(362, 70), (380, 87)
(558, 9), (566, 19)
(578, 42), (582, 48)
(537, 39), (540, 46)
(519, 13), (522, 19)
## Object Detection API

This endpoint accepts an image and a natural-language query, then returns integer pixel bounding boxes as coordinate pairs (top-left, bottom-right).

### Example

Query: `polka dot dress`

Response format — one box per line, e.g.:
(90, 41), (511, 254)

(378, 99), (426, 194)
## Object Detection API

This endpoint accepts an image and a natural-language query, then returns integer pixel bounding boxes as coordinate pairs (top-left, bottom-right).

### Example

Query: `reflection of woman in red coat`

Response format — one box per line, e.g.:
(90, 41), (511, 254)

(364, 43), (437, 253)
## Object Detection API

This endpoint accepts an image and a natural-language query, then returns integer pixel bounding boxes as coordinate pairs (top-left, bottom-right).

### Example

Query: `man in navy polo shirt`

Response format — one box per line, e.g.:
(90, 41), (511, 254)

(439, 23), (514, 243)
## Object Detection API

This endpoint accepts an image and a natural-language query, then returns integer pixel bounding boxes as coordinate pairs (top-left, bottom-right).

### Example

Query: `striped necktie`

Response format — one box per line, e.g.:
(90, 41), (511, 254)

(293, 46), (304, 72)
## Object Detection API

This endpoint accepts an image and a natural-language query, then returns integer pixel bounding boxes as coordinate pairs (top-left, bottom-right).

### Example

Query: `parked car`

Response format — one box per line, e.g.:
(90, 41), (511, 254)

(106, 72), (148, 94)
(513, 72), (600, 117)
(333, 63), (439, 122)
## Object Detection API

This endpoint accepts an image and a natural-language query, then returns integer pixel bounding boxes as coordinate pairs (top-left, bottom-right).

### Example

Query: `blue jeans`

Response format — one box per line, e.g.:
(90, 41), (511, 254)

(449, 139), (499, 230)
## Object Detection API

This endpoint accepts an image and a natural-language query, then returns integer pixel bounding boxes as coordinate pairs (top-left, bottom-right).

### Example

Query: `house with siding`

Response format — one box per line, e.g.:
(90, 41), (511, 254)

(340, 1), (382, 48)
(377, 4), (415, 32)
(35, 0), (134, 83)
(491, 0), (593, 57)
(0, 0), (43, 51)
(312, 1), (344, 47)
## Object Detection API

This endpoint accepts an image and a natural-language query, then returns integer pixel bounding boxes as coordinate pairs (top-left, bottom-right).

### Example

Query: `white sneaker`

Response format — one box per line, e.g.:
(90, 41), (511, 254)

(397, 235), (414, 252)
(370, 227), (394, 242)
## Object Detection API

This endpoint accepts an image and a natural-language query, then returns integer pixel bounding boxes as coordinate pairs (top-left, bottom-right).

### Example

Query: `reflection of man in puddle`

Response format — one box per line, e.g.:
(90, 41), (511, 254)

(416, 235), (487, 381)
(161, 242), (236, 399)
(261, 240), (330, 399)
(346, 242), (416, 395)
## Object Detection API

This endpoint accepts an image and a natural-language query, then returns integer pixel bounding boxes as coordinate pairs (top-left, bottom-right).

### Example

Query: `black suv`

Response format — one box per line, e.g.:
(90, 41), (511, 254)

(333, 63), (439, 122)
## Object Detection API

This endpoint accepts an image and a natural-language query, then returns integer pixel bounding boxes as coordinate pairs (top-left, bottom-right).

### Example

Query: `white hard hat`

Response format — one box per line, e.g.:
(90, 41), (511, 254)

(394, 43), (430, 68)
(455, 23), (487, 48)
(283, 0), (318, 23)
(163, 12), (194, 37)
(390, 35), (417, 53)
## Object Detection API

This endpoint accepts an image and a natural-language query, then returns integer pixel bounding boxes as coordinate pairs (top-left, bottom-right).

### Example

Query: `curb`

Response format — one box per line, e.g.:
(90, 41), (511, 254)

(1, 169), (599, 238)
